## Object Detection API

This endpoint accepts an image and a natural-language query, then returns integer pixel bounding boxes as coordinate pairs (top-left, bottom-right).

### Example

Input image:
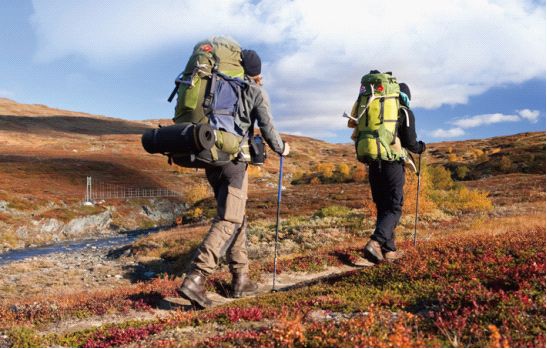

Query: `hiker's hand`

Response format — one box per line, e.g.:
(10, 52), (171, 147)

(281, 142), (290, 157)
(418, 141), (426, 154)
(347, 118), (357, 128)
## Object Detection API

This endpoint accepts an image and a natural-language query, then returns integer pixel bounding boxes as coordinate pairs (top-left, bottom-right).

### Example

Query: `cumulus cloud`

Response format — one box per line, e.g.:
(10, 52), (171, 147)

(30, 0), (545, 138)
(431, 127), (466, 138)
(451, 113), (521, 128)
(431, 108), (542, 138)
(30, 0), (301, 64)
(518, 109), (540, 123)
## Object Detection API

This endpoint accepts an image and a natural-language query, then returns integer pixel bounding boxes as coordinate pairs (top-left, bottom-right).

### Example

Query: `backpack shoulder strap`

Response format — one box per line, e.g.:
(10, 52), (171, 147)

(400, 106), (410, 127)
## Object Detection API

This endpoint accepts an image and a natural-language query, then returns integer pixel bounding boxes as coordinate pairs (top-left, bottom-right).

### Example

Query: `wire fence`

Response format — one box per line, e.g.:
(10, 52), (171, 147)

(84, 176), (182, 203)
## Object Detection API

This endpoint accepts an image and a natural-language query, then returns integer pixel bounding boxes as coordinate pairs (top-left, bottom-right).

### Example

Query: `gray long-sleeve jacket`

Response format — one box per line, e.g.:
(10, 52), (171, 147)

(236, 76), (285, 155)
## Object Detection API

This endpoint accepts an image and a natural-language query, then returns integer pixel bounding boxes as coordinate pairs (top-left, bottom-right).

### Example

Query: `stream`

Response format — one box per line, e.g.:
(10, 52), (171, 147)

(0, 226), (168, 266)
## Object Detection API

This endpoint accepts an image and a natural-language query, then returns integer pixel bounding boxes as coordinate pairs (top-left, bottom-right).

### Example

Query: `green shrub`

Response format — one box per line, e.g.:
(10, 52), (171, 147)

(499, 155), (513, 172)
(313, 205), (352, 218)
(456, 165), (469, 180)
(428, 165), (456, 190)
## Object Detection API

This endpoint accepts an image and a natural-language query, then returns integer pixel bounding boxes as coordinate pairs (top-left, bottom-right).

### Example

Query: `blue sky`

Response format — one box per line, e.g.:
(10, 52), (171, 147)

(0, 0), (545, 144)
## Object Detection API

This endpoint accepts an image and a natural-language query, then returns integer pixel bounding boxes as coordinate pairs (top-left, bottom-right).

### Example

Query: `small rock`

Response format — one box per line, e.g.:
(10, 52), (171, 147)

(305, 309), (330, 322)
(114, 274), (123, 279)
(9, 305), (20, 314)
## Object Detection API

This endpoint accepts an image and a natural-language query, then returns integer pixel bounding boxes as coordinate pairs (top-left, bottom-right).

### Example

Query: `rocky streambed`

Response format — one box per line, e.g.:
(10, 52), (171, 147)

(0, 230), (164, 299)
(0, 198), (188, 253)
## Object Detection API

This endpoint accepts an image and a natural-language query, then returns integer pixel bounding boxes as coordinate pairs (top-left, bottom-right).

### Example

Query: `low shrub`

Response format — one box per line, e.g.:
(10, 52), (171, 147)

(184, 183), (211, 204)
(456, 165), (469, 180)
(430, 186), (493, 214)
(291, 162), (355, 185)
(313, 205), (352, 218)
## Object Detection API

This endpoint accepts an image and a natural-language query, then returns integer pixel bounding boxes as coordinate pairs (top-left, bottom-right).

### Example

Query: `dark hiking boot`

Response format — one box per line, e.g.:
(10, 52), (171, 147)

(384, 250), (404, 263)
(177, 270), (213, 309)
(232, 273), (258, 298)
(364, 239), (384, 264)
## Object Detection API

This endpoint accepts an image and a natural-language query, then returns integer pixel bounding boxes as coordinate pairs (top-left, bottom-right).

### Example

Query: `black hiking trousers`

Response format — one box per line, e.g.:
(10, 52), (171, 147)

(368, 160), (405, 252)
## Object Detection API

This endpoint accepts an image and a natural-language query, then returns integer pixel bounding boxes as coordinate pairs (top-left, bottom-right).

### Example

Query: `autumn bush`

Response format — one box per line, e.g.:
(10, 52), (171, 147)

(291, 162), (355, 185)
(351, 165), (367, 182)
(184, 183), (211, 204)
(456, 165), (469, 180)
(428, 165), (455, 190)
(499, 155), (513, 172)
(427, 164), (492, 215)
(246, 165), (263, 178)
(430, 186), (493, 214)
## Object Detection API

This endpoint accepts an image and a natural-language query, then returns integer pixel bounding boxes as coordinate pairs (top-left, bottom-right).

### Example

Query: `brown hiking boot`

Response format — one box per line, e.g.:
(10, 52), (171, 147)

(232, 272), (258, 298)
(384, 250), (404, 263)
(177, 270), (213, 309)
(364, 239), (384, 264)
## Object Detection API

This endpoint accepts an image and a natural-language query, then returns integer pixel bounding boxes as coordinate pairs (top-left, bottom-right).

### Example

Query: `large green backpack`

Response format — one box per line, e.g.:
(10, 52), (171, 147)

(167, 36), (249, 166)
(354, 71), (407, 163)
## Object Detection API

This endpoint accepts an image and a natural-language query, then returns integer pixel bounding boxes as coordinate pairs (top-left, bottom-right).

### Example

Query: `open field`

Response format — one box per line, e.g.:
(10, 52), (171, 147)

(0, 99), (544, 347)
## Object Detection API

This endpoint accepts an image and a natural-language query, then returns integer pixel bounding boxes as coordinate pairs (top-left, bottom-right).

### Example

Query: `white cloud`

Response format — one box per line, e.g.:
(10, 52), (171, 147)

(30, 0), (301, 64)
(432, 108), (541, 138)
(518, 109), (540, 123)
(431, 127), (465, 138)
(451, 109), (541, 128)
(30, 0), (545, 138)
(451, 113), (521, 128)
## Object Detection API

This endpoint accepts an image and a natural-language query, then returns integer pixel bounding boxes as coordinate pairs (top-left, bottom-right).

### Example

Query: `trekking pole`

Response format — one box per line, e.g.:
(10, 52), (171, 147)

(272, 155), (284, 291)
(413, 153), (422, 246)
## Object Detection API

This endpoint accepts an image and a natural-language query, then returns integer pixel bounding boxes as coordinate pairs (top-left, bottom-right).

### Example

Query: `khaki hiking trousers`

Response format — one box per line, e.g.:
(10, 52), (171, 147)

(191, 161), (249, 276)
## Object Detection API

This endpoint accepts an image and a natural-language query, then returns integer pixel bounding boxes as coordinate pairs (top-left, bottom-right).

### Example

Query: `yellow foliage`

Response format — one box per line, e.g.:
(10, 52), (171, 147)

(337, 163), (351, 177)
(352, 165), (367, 182)
(0, 230), (18, 248)
(184, 183), (211, 204)
(315, 163), (335, 178)
(186, 207), (203, 220)
(428, 166), (455, 190)
(247, 165), (263, 178)
(447, 153), (459, 162)
(292, 170), (304, 181)
(430, 186), (493, 214)
(472, 148), (484, 157)
(489, 147), (502, 155)
(456, 165), (469, 180)
(310, 177), (321, 185)
(403, 164), (436, 215)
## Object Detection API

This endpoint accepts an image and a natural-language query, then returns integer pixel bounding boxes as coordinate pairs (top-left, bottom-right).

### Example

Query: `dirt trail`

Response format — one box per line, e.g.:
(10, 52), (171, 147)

(38, 258), (373, 336)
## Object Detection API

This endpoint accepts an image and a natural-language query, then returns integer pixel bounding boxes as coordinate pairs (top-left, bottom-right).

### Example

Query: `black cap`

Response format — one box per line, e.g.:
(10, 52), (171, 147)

(399, 83), (411, 100)
(242, 49), (261, 76)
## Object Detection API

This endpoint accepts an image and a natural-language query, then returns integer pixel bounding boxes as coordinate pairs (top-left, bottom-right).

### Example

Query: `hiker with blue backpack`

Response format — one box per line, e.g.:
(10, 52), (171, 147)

(143, 37), (289, 308)
(347, 70), (426, 264)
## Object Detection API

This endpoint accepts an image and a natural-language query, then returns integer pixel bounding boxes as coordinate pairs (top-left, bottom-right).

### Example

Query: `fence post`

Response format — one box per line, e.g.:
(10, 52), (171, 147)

(85, 176), (92, 204)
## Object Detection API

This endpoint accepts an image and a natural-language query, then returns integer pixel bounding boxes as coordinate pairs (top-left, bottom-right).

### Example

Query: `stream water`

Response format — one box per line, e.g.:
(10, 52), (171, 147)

(0, 226), (167, 266)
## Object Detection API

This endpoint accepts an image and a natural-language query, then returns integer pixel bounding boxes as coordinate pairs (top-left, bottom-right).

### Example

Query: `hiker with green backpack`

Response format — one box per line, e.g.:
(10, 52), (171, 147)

(143, 37), (289, 308)
(347, 70), (426, 264)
